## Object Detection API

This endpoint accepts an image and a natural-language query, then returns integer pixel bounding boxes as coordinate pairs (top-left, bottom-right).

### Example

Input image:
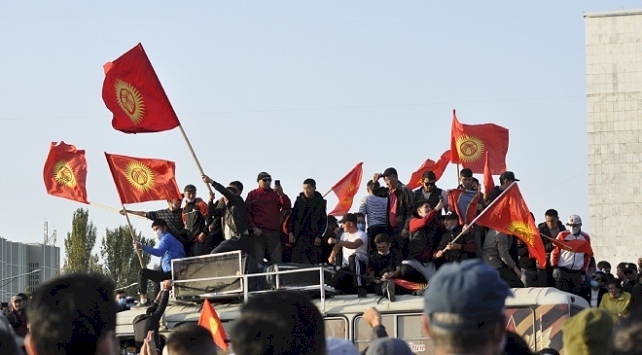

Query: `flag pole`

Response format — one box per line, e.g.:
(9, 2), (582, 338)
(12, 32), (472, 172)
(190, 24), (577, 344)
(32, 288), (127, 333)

(450, 182), (517, 244)
(322, 189), (333, 198)
(89, 202), (146, 219)
(456, 163), (461, 186)
(121, 203), (145, 268)
(177, 125), (214, 195)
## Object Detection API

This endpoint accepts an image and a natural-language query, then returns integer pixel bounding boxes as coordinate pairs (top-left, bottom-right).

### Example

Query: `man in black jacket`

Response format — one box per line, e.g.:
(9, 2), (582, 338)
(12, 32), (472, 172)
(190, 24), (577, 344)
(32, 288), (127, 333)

(133, 281), (170, 353)
(202, 175), (251, 254)
(537, 209), (565, 287)
(580, 271), (608, 307)
(288, 178), (328, 264)
(372, 167), (415, 254)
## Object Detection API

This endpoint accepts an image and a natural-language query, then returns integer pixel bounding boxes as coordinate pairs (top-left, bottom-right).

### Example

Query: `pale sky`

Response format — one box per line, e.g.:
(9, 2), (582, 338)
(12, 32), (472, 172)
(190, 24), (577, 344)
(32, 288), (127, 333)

(1, 2), (637, 262)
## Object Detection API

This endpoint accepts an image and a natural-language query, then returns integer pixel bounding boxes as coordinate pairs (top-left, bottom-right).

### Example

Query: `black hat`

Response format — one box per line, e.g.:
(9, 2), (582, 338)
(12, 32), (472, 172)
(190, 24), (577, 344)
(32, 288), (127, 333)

(499, 171), (519, 182)
(460, 168), (473, 178)
(339, 213), (357, 224)
(184, 184), (197, 192)
(444, 211), (459, 220)
(257, 172), (271, 182)
(382, 167), (398, 177)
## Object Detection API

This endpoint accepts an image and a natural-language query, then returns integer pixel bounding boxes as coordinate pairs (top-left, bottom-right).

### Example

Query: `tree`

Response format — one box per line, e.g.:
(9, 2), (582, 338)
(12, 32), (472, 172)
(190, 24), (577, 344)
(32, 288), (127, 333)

(100, 225), (155, 297)
(63, 208), (99, 273)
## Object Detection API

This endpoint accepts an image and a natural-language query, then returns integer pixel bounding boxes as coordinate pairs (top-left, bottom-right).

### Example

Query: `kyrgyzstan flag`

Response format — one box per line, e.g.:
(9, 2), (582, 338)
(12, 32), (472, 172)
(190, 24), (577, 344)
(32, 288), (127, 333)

(43, 142), (89, 204)
(105, 153), (182, 204)
(102, 43), (180, 133)
(476, 183), (547, 269)
(328, 162), (363, 216)
(482, 151), (495, 201)
(392, 278), (428, 291)
(450, 110), (509, 174)
(198, 299), (228, 351)
(545, 235), (594, 255)
(447, 189), (479, 225)
(406, 150), (450, 190)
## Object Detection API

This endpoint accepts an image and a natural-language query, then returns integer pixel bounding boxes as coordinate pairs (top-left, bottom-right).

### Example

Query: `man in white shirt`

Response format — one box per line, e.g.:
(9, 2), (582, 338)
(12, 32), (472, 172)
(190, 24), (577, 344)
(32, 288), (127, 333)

(328, 213), (369, 296)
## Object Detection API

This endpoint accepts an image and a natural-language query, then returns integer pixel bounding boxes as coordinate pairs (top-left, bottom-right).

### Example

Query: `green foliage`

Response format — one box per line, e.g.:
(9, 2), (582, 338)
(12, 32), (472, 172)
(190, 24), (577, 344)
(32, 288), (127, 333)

(63, 208), (99, 273)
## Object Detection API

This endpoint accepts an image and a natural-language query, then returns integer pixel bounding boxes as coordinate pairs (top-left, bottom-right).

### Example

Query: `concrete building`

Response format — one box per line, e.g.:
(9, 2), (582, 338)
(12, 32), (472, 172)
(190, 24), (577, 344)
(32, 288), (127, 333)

(0, 237), (60, 301)
(585, 10), (642, 267)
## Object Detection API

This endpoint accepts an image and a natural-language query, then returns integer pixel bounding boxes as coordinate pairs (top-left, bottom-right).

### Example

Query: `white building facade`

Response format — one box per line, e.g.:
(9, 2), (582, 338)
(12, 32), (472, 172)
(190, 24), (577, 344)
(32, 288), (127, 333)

(585, 10), (642, 267)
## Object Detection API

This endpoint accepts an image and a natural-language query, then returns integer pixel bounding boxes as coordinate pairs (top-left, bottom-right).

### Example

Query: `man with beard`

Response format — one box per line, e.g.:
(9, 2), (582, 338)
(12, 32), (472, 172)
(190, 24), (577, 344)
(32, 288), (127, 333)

(288, 178), (328, 264)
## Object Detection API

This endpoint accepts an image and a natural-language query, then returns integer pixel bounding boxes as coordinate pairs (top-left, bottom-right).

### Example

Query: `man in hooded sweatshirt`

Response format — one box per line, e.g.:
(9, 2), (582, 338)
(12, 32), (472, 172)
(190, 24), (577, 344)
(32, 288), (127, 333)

(288, 178), (328, 264)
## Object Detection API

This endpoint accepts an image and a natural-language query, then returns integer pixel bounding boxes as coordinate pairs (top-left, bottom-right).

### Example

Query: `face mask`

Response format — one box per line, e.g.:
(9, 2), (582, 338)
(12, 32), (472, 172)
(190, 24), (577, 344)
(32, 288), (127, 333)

(186, 198), (195, 203)
(590, 280), (600, 288)
(117, 298), (126, 306)
(357, 223), (366, 232)
(155, 230), (164, 239)
(571, 226), (581, 235)
(378, 250), (390, 256)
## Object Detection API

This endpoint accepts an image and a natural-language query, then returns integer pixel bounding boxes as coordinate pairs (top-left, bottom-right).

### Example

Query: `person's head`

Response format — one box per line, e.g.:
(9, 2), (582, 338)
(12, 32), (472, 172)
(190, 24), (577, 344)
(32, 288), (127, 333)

(421, 171), (437, 192)
(617, 262), (628, 281)
(443, 212), (460, 231)
(365, 337), (413, 355)
(381, 168), (398, 189)
(544, 209), (559, 230)
(230, 291), (325, 355)
(498, 171), (519, 189)
(366, 180), (380, 194)
(167, 198), (182, 211)
(374, 234), (391, 255)
(415, 200), (432, 218)
(327, 215), (338, 232)
(459, 168), (473, 189)
(422, 259), (512, 354)
(165, 324), (217, 355)
(611, 309), (642, 355)
(355, 213), (366, 231)
(562, 308), (613, 355)
(536, 349), (560, 355)
(25, 273), (116, 355)
(10, 295), (23, 312)
(184, 185), (197, 201)
(114, 290), (127, 307)
(503, 331), (531, 355)
(229, 181), (244, 195)
(339, 214), (358, 233)
(565, 215), (582, 235)
(624, 264), (638, 281)
(302, 178), (316, 199)
(223, 185), (239, 203)
(257, 172), (272, 190)
(152, 219), (168, 238)
(607, 279), (623, 298)
(591, 271), (606, 289)
(471, 177), (480, 191)
(597, 260), (612, 275)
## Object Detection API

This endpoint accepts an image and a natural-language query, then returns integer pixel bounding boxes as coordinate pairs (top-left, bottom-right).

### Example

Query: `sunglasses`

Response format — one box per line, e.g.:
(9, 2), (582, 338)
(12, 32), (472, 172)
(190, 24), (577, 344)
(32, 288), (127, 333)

(261, 178), (272, 182)
(424, 182), (436, 186)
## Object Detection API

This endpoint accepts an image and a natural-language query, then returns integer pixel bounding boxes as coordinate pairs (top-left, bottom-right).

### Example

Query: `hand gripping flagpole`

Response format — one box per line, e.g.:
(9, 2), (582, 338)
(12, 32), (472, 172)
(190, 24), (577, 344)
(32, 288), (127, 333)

(450, 182), (517, 245)
(121, 203), (145, 268)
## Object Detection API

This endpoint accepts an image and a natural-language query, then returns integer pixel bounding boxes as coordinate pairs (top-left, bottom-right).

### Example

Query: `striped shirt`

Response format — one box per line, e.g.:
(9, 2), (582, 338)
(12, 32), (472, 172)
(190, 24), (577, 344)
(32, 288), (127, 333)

(358, 194), (388, 227)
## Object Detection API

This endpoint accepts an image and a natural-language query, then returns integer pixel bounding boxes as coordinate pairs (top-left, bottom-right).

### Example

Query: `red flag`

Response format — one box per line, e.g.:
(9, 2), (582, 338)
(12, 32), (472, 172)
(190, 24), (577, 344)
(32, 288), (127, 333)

(448, 189), (480, 225)
(483, 151), (495, 200)
(392, 279), (428, 291)
(476, 184), (547, 269)
(406, 150), (451, 190)
(328, 163), (363, 216)
(450, 110), (509, 174)
(43, 142), (89, 204)
(198, 299), (228, 351)
(105, 153), (182, 204)
(543, 235), (593, 255)
(102, 43), (180, 133)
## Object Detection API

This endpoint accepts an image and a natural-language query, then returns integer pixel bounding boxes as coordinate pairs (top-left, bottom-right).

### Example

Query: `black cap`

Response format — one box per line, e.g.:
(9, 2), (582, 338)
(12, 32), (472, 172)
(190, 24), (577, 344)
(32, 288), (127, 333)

(459, 168), (473, 178)
(257, 172), (271, 182)
(339, 213), (357, 224)
(381, 167), (398, 177)
(500, 171), (519, 182)
(184, 184), (197, 192)
(444, 211), (459, 220)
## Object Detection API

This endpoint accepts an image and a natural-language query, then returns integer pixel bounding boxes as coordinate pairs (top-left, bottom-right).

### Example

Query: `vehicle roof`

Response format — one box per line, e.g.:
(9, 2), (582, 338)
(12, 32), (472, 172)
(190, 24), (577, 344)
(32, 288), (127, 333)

(116, 287), (589, 330)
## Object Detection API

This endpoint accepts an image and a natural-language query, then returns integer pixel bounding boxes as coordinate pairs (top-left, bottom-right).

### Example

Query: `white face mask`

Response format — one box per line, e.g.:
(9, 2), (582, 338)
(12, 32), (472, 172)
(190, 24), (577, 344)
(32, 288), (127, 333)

(186, 198), (195, 203)
(155, 230), (164, 239)
(571, 226), (581, 235)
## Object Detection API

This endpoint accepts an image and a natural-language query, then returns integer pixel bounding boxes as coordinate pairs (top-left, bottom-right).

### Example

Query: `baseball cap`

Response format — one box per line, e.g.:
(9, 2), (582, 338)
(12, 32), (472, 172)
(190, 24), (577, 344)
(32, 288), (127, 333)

(257, 172), (271, 181)
(444, 211), (459, 221)
(566, 215), (582, 226)
(326, 337), (359, 355)
(184, 184), (197, 192)
(381, 167), (398, 177)
(499, 171), (520, 182)
(365, 338), (413, 355)
(424, 259), (512, 329)
(339, 213), (357, 224)
(459, 168), (473, 178)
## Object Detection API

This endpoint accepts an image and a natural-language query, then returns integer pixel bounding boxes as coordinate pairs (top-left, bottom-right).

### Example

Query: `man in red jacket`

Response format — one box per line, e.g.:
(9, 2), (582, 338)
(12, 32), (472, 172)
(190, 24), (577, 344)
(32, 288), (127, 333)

(551, 214), (592, 296)
(245, 172), (291, 265)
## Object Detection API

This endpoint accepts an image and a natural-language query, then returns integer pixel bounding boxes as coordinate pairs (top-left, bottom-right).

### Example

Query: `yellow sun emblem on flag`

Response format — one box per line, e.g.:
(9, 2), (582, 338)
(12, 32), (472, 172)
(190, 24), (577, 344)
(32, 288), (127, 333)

(456, 135), (485, 163)
(125, 162), (155, 192)
(209, 318), (219, 334)
(508, 221), (535, 247)
(346, 183), (356, 193)
(53, 160), (77, 187)
(339, 196), (353, 207)
(115, 79), (145, 125)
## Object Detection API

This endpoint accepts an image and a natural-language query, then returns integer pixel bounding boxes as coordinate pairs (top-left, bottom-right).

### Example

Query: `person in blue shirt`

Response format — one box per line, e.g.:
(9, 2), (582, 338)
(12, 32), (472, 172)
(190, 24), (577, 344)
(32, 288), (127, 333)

(134, 219), (186, 306)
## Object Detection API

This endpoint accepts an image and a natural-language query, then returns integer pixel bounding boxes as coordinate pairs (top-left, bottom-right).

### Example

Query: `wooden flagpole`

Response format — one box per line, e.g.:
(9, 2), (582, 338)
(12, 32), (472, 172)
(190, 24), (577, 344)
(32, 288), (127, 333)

(89, 202), (146, 219)
(178, 124), (214, 195)
(322, 189), (333, 198)
(121, 203), (145, 268)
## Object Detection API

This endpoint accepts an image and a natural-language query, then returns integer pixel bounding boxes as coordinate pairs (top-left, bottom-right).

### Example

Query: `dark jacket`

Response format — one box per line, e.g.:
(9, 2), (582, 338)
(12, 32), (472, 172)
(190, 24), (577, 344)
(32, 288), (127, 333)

(6, 309), (27, 337)
(288, 191), (327, 240)
(412, 187), (444, 208)
(436, 225), (477, 263)
(629, 282), (642, 313)
(407, 211), (441, 261)
(183, 198), (208, 240)
(537, 221), (564, 253)
(133, 290), (169, 352)
(374, 182), (415, 231)
(208, 181), (249, 237)
(580, 285), (607, 307)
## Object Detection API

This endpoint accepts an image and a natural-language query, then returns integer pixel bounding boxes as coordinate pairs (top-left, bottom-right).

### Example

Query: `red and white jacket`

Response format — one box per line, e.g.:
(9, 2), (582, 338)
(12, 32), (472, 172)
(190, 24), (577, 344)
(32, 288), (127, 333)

(550, 231), (592, 272)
